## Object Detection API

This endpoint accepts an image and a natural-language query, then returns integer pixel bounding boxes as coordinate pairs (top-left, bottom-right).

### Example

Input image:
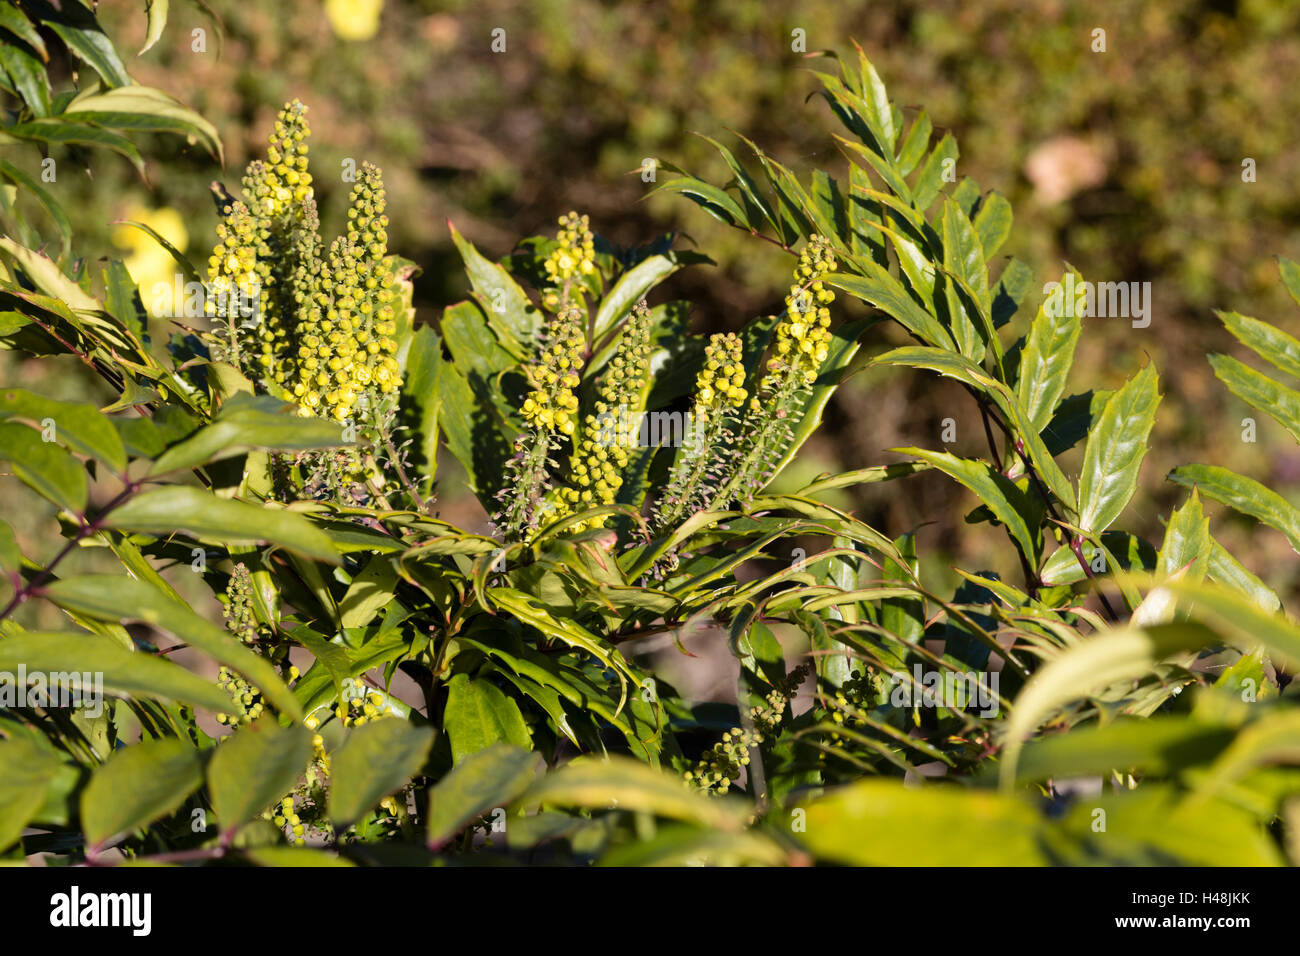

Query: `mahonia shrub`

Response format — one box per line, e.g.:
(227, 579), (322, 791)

(1, 22), (1299, 868)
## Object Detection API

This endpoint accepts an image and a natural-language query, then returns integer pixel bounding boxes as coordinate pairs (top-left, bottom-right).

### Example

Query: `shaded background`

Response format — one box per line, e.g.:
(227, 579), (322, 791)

(7, 0), (1300, 619)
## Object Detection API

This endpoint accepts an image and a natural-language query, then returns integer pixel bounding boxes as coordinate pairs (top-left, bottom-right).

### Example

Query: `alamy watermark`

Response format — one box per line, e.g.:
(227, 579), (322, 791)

(0, 667), (105, 718)
(887, 665), (999, 718)
(593, 405), (706, 453)
(1042, 272), (1151, 328)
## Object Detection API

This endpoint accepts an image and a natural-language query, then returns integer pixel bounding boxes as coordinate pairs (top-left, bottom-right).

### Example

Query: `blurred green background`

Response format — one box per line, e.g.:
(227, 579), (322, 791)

(7, 0), (1300, 608)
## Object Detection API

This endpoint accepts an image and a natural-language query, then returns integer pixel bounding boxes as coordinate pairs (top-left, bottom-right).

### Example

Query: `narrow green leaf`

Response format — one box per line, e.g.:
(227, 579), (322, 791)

(1017, 283), (1083, 433)
(104, 486), (339, 565)
(149, 394), (345, 475)
(0, 737), (62, 851)
(1207, 535), (1280, 613)
(0, 631), (232, 711)
(0, 421), (87, 512)
(592, 253), (691, 341)
(799, 780), (1049, 865)
(208, 720), (312, 835)
(426, 744), (540, 848)
(443, 673), (531, 764)
(447, 222), (539, 354)
(1169, 464), (1300, 554)
(328, 719), (433, 827)
(39, 6), (131, 88)
(1077, 364), (1160, 533)
(896, 448), (1037, 561)
(1000, 622), (1217, 787)
(44, 575), (303, 719)
(1209, 352), (1300, 443)
(140, 0), (169, 55)
(973, 192), (1013, 259)
(524, 755), (747, 830)
(81, 738), (203, 848)
(0, 387), (126, 472)
(65, 85), (222, 162)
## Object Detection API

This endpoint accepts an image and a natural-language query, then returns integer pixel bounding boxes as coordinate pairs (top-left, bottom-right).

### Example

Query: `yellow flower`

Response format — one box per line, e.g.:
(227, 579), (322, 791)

(325, 0), (384, 42)
(113, 206), (189, 319)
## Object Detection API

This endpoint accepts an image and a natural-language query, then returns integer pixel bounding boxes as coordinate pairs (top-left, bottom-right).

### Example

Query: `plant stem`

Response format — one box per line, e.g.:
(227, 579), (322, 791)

(0, 480), (140, 623)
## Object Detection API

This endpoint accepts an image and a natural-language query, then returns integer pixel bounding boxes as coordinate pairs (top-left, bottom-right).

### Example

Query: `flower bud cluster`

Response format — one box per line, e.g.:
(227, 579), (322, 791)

(683, 727), (762, 796)
(541, 211), (595, 309)
(556, 300), (653, 527)
(205, 101), (402, 426)
(519, 306), (585, 435)
(755, 235), (837, 400)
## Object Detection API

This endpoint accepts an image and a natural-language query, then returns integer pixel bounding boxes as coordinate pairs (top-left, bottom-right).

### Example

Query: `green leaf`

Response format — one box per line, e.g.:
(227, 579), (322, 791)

(524, 756), (747, 830)
(1156, 490), (1209, 580)
(1209, 352), (1300, 443)
(1000, 622), (1218, 787)
(830, 266), (953, 349)
(103, 486), (339, 565)
(150, 394), (345, 475)
(598, 824), (788, 866)
(0, 737), (62, 851)
(798, 779), (1050, 865)
(653, 176), (749, 229)
(1014, 717), (1233, 784)
(113, 218), (200, 285)
(0, 387), (126, 472)
(426, 744), (540, 848)
(81, 738), (203, 848)
(140, 0), (168, 55)
(1077, 363), (1160, 533)
(338, 555), (399, 630)
(1189, 710), (1300, 805)
(940, 198), (989, 358)
(44, 575), (303, 719)
(0, 421), (87, 513)
(0, 41), (51, 117)
(327, 719), (433, 828)
(1158, 578), (1300, 670)
(37, 4), (131, 88)
(487, 587), (635, 703)
(1059, 785), (1282, 865)
(0, 236), (101, 312)
(399, 325), (443, 485)
(1168, 464), (1300, 554)
(592, 253), (690, 341)
(3, 121), (144, 176)
(1276, 256), (1300, 310)
(1017, 283), (1083, 433)
(1038, 531), (1155, 586)
(208, 720), (312, 835)
(912, 132), (958, 212)
(0, 5), (48, 60)
(0, 160), (71, 262)
(443, 673), (531, 764)
(448, 222), (539, 354)
(0, 631), (233, 711)
(894, 110), (931, 177)
(896, 448), (1036, 561)
(1217, 309), (1300, 381)
(973, 192), (1012, 259)
(1207, 535), (1280, 613)
(65, 85), (222, 162)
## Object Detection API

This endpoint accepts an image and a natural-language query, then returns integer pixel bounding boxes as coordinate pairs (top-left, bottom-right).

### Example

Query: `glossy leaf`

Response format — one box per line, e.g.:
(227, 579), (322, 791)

(1077, 363), (1159, 534)
(81, 738), (203, 848)
(328, 719), (434, 827)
